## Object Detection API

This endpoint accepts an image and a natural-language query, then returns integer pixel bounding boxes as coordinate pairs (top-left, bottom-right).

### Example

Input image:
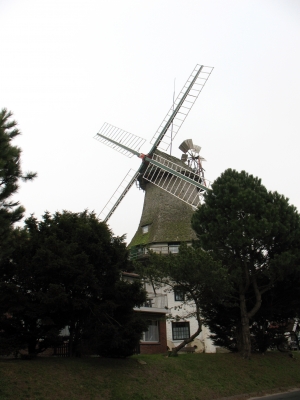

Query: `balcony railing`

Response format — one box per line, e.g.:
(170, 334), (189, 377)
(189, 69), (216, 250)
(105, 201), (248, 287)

(141, 294), (168, 310)
(129, 245), (179, 260)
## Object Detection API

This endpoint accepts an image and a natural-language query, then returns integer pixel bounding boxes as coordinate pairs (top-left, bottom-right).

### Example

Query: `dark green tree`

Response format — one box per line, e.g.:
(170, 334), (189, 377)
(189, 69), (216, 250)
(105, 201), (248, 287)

(0, 210), (147, 357)
(86, 279), (148, 358)
(192, 169), (300, 358)
(136, 244), (230, 356)
(202, 268), (300, 353)
(0, 108), (36, 260)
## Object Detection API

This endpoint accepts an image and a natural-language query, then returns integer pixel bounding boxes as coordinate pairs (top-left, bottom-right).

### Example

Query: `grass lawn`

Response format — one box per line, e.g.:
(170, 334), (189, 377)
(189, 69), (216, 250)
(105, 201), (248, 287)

(0, 352), (299, 400)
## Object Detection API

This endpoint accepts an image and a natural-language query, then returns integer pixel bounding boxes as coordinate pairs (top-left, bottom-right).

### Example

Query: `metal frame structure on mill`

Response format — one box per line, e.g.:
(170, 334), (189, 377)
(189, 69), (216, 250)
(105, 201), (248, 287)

(94, 64), (213, 231)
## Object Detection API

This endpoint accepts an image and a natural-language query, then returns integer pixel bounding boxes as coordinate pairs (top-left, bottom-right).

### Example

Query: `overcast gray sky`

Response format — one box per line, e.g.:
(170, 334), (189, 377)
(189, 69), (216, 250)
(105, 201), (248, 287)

(1, 0), (299, 243)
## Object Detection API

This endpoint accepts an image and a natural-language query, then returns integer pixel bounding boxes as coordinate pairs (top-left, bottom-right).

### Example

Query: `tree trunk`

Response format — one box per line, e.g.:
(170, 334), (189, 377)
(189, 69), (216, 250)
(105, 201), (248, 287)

(239, 288), (251, 359)
(27, 338), (37, 355)
(235, 323), (243, 353)
(69, 321), (82, 357)
(171, 305), (202, 356)
(69, 323), (74, 357)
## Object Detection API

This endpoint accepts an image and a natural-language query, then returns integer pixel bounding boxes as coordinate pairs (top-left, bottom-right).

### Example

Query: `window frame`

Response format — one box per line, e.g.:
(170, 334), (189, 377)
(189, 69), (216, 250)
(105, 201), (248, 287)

(142, 320), (159, 342)
(169, 245), (179, 254)
(172, 321), (190, 341)
(174, 288), (185, 302)
(141, 225), (149, 234)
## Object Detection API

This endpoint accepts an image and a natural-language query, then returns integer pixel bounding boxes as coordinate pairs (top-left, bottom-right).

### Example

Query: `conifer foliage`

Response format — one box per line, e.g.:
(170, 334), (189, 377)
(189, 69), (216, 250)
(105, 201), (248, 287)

(192, 169), (300, 358)
(0, 111), (146, 358)
(0, 108), (36, 258)
(0, 211), (147, 357)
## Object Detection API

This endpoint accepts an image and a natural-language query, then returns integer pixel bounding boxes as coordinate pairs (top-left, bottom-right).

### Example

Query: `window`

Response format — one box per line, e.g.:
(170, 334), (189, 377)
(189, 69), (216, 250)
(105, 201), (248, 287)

(142, 320), (159, 342)
(174, 288), (185, 301)
(172, 322), (190, 340)
(142, 225), (149, 234)
(169, 245), (179, 254)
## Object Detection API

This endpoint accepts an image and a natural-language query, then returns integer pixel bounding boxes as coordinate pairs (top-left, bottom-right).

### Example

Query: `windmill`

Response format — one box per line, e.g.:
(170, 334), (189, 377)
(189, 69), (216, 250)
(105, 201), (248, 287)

(94, 64), (213, 257)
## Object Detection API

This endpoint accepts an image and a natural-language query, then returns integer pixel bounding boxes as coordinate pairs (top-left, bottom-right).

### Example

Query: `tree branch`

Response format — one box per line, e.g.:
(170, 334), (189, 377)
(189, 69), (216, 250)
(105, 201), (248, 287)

(172, 304), (203, 355)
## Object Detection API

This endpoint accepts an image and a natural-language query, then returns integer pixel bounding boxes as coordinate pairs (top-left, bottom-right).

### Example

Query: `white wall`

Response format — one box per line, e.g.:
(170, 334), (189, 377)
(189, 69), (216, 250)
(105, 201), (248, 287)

(165, 290), (216, 353)
(140, 276), (216, 353)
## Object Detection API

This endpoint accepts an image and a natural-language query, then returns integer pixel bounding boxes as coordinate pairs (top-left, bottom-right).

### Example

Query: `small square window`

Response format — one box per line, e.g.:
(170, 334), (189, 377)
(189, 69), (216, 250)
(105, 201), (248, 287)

(172, 322), (190, 340)
(142, 225), (149, 234)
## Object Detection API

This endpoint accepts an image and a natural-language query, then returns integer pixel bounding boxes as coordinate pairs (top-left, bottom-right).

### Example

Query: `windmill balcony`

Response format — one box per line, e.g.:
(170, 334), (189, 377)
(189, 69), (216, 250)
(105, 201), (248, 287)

(142, 295), (168, 309)
(129, 245), (179, 260)
(135, 294), (169, 314)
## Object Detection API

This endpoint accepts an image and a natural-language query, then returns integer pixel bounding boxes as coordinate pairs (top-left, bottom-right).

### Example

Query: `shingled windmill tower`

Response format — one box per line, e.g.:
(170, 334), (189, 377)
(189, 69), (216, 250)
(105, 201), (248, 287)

(128, 141), (209, 258)
(95, 64), (213, 257)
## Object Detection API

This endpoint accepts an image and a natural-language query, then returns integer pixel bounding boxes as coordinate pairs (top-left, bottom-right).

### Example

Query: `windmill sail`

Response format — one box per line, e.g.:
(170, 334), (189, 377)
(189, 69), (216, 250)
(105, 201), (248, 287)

(143, 152), (211, 208)
(95, 129), (211, 213)
(98, 169), (139, 222)
(150, 65), (213, 152)
(94, 123), (146, 158)
(94, 64), (213, 222)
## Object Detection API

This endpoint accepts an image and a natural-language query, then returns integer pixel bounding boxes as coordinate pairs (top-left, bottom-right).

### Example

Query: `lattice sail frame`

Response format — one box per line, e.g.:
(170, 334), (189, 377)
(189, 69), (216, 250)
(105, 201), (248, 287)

(143, 153), (212, 208)
(94, 123), (146, 158)
(150, 65), (213, 151)
(98, 169), (139, 222)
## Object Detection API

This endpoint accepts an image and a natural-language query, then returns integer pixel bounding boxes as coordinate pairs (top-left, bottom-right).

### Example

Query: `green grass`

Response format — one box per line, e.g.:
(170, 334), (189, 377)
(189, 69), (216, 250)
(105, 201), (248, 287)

(0, 352), (300, 400)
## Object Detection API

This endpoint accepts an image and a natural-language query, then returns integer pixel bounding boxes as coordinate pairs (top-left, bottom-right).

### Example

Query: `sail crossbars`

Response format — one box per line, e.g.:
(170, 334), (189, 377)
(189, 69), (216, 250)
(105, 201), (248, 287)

(150, 65), (213, 151)
(98, 169), (139, 222)
(94, 123), (146, 158)
(143, 153), (212, 208)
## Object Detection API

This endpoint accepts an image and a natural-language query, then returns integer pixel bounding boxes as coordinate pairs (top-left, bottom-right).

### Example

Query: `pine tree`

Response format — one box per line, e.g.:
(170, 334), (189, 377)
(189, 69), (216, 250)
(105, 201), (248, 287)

(0, 211), (147, 357)
(192, 169), (300, 358)
(0, 108), (36, 259)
